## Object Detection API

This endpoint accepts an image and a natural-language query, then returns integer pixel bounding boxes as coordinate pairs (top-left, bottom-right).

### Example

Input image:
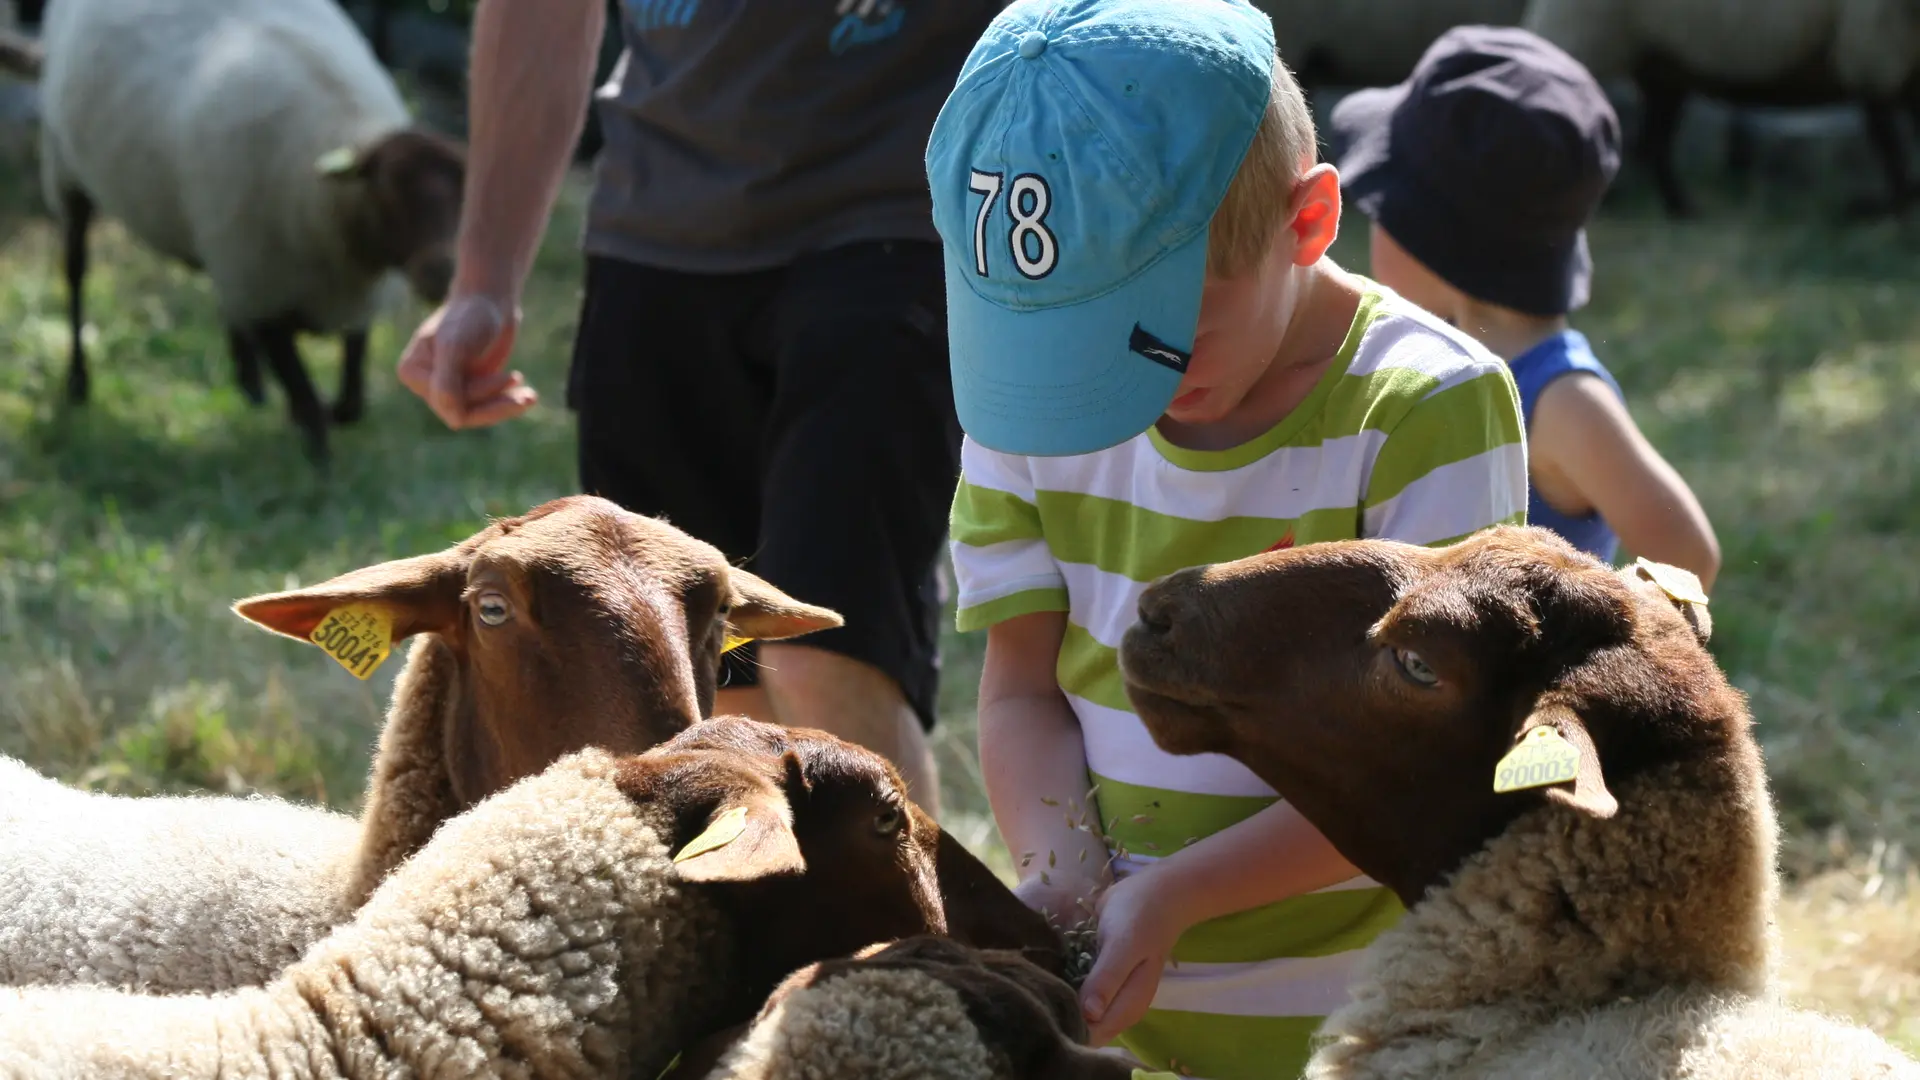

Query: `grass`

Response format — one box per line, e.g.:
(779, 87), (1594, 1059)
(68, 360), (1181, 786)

(0, 137), (1916, 1051)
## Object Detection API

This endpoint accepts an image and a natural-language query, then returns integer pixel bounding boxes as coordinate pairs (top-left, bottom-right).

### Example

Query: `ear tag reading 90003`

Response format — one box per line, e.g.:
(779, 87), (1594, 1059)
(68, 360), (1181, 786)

(308, 604), (393, 680)
(1493, 725), (1581, 794)
(673, 805), (750, 864)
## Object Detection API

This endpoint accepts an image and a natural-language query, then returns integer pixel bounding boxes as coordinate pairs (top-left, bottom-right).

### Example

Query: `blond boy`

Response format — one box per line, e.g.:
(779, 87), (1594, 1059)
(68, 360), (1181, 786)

(928, 2), (1528, 1076)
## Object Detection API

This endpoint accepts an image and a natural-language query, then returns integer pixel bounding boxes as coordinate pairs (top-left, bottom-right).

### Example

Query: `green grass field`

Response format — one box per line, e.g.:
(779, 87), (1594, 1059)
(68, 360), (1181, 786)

(1, 154), (1915, 1048)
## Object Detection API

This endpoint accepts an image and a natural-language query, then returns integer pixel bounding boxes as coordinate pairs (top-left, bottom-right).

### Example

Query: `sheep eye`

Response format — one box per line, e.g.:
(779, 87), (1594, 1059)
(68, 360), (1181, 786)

(874, 806), (903, 837)
(475, 593), (512, 627)
(1393, 647), (1439, 687)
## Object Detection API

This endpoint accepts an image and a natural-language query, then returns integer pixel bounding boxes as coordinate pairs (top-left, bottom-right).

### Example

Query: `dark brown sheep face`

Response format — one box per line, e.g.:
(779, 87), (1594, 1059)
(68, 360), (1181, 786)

(648, 718), (952, 1010)
(320, 127), (466, 304)
(1117, 524), (1739, 907)
(231, 496), (842, 809)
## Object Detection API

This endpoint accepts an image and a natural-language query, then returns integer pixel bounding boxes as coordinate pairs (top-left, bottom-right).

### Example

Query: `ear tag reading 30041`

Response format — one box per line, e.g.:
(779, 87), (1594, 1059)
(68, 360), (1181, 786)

(309, 604), (393, 681)
(673, 805), (749, 864)
(1492, 726), (1581, 794)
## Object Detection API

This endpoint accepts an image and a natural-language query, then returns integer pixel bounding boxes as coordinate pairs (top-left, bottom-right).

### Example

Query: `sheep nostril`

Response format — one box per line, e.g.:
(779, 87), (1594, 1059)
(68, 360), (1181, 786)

(1136, 592), (1175, 636)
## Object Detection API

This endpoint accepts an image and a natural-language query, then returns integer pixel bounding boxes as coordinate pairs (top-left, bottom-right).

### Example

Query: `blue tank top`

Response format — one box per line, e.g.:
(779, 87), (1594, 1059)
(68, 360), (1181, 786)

(1509, 330), (1623, 564)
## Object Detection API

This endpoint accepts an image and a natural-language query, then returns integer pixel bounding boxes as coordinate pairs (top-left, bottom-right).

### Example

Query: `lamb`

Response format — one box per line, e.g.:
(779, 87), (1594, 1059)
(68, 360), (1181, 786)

(1115, 525), (1920, 1079)
(0, 717), (959, 1080)
(0, 493), (846, 995)
(699, 935), (1142, 1080)
(1521, 0), (1920, 218)
(0, 0), (467, 463)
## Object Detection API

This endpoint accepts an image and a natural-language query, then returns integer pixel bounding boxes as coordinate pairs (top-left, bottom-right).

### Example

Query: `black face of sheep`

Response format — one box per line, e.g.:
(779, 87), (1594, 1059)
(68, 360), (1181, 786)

(230, 496), (843, 809)
(322, 127), (466, 304)
(1117, 524), (1747, 908)
(648, 718), (952, 1013)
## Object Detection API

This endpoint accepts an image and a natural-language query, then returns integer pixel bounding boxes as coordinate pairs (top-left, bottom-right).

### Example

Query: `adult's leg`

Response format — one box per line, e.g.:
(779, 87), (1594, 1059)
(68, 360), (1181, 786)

(565, 253), (783, 726)
(752, 240), (962, 817)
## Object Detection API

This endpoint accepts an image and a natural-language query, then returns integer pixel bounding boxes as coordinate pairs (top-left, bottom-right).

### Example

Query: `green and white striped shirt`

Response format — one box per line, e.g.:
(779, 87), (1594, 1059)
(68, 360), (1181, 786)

(949, 283), (1528, 1080)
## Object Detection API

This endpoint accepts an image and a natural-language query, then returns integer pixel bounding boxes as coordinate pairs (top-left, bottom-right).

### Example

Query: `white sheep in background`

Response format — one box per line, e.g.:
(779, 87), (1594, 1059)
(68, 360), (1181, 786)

(0, 495), (848, 995)
(1116, 527), (1920, 1079)
(0, 0), (466, 464)
(1522, 0), (1920, 218)
(1261, 0), (1530, 99)
(0, 718), (959, 1079)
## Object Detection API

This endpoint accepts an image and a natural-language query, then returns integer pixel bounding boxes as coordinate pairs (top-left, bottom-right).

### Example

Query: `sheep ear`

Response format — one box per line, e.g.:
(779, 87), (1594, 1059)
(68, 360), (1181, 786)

(1624, 558), (1712, 646)
(671, 793), (806, 883)
(1499, 703), (1617, 819)
(232, 547), (470, 649)
(722, 567), (844, 649)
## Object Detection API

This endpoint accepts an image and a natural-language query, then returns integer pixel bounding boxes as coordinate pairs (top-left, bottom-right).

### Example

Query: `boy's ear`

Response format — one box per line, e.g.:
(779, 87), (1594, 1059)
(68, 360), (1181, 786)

(1287, 163), (1342, 266)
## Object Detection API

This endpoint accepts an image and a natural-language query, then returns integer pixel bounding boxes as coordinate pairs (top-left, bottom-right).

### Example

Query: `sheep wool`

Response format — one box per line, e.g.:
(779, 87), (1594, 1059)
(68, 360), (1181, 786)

(1303, 756), (1920, 1079)
(712, 967), (1002, 1080)
(0, 753), (361, 993)
(0, 635), (464, 994)
(1266, 0), (1529, 89)
(1521, 0), (1920, 97)
(0, 749), (732, 1080)
(34, 0), (413, 333)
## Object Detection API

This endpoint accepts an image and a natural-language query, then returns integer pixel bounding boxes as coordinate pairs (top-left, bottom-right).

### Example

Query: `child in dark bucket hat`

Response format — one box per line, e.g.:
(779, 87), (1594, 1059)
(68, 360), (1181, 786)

(1332, 24), (1722, 592)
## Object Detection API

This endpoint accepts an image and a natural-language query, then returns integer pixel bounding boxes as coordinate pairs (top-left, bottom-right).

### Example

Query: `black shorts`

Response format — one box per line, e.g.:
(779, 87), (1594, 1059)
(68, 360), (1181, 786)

(564, 240), (961, 731)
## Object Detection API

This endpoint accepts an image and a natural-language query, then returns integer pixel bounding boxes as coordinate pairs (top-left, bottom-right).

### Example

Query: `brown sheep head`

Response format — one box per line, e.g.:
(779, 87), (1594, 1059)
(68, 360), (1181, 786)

(1116, 524), (1750, 909)
(742, 936), (1141, 1080)
(641, 717), (952, 1018)
(318, 127), (466, 304)
(231, 495), (842, 808)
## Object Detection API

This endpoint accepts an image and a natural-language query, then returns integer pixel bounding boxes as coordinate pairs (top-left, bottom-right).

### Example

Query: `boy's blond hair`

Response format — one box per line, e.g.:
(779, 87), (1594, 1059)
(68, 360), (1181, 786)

(1208, 58), (1318, 277)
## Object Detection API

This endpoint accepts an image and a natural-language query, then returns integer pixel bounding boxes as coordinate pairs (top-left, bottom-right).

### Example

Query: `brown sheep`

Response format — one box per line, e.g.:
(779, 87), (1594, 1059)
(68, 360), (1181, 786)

(0, 717), (957, 1079)
(700, 935), (1142, 1080)
(0, 494), (844, 994)
(1115, 525), (1920, 1079)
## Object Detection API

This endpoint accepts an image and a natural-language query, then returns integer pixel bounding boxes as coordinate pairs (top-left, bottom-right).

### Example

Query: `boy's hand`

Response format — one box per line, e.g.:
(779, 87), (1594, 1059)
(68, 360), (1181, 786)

(1080, 869), (1191, 1046)
(1013, 867), (1105, 929)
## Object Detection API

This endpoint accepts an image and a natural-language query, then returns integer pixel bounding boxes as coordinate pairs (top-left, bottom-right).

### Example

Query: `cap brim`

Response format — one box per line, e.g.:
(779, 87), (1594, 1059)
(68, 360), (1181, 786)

(946, 227), (1207, 458)
(1327, 84), (1410, 219)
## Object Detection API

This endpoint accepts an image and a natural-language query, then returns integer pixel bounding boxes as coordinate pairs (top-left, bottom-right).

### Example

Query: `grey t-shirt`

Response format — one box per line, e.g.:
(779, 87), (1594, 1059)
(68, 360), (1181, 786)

(584, 0), (1004, 274)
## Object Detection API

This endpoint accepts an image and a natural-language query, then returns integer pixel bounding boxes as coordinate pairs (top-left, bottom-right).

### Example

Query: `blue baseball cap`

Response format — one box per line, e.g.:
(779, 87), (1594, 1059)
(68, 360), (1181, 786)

(925, 0), (1277, 457)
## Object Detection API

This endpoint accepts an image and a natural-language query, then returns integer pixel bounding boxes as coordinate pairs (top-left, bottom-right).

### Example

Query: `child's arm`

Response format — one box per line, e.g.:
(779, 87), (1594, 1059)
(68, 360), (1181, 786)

(978, 611), (1113, 923)
(1532, 373), (1722, 592)
(1078, 800), (1356, 1044)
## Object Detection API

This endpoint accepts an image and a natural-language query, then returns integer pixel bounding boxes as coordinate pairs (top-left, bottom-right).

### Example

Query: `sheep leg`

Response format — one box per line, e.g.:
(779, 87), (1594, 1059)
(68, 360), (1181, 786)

(252, 320), (331, 464)
(1638, 80), (1695, 219)
(331, 328), (367, 424)
(1843, 99), (1915, 220)
(227, 327), (266, 406)
(59, 187), (92, 404)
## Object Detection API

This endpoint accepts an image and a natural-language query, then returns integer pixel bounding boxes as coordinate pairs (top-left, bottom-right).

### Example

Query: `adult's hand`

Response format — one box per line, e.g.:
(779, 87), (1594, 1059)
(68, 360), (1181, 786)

(396, 292), (538, 429)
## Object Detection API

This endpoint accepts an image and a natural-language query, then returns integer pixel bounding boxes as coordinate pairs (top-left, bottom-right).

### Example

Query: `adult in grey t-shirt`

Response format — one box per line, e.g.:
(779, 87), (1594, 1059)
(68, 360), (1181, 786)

(396, 0), (1005, 816)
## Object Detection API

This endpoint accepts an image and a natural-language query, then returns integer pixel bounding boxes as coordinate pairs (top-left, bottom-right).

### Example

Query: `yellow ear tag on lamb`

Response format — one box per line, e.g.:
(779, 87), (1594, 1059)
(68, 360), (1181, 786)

(673, 805), (750, 864)
(1492, 725), (1581, 794)
(721, 631), (753, 654)
(308, 603), (393, 681)
(1634, 557), (1709, 607)
(314, 146), (358, 176)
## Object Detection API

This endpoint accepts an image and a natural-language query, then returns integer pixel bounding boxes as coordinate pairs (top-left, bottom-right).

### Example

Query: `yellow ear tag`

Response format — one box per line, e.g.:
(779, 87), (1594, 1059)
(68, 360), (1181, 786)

(1634, 557), (1709, 606)
(1492, 725), (1581, 794)
(722, 632), (753, 654)
(673, 805), (750, 864)
(308, 603), (393, 680)
(314, 146), (357, 175)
